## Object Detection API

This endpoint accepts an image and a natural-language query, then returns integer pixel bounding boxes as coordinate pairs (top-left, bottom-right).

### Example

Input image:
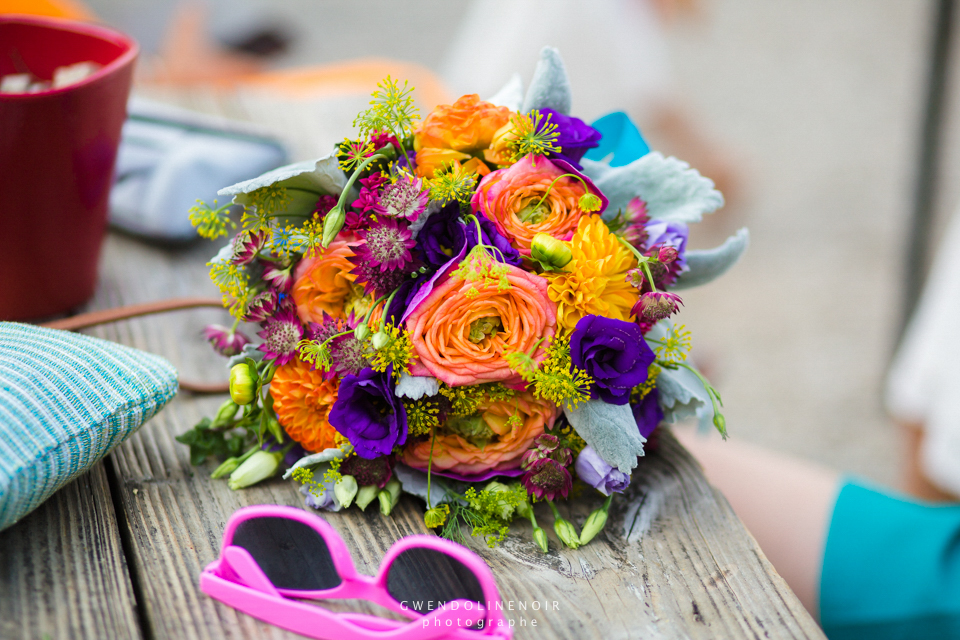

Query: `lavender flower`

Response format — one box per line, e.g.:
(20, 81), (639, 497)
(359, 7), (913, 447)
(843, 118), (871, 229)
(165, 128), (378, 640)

(203, 324), (251, 356)
(328, 366), (408, 459)
(574, 446), (630, 496)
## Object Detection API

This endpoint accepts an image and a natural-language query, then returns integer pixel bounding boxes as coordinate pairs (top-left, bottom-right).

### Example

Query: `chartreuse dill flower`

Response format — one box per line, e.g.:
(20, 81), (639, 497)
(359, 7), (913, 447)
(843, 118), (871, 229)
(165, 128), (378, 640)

(189, 199), (235, 239)
(505, 334), (593, 409)
(208, 260), (251, 319)
(402, 397), (441, 437)
(353, 76), (419, 158)
(427, 160), (477, 204)
(449, 215), (512, 296)
(438, 382), (515, 417)
(652, 324), (693, 363)
(240, 185), (292, 232)
(506, 109), (560, 163)
(424, 503), (450, 529)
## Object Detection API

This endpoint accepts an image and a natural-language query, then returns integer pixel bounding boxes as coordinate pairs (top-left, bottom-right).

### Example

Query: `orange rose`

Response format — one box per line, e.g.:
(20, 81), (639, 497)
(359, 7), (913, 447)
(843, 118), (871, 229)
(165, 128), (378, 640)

(271, 358), (339, 453)
(401, 391), (558, 476)
(291, 239), (359, 324)
(414, 94), (511, 178)
(415, 149), (490, 179)
(405, 264), (556, 387)
(471, 154), (604, 256)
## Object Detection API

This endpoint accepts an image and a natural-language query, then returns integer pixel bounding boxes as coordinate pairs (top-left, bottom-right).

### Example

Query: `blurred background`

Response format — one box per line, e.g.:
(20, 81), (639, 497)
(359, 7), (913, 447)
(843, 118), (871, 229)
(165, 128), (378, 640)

(22, 0), (960, 488)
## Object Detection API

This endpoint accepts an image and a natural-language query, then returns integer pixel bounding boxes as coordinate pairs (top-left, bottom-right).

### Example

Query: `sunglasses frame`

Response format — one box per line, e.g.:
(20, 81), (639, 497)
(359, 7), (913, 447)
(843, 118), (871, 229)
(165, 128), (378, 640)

(200, 505), (513, 640)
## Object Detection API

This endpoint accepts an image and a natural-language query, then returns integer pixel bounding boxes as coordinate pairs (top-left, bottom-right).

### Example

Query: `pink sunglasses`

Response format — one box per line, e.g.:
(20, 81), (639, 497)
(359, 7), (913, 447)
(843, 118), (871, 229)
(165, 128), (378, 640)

(200, 505), (513, 640)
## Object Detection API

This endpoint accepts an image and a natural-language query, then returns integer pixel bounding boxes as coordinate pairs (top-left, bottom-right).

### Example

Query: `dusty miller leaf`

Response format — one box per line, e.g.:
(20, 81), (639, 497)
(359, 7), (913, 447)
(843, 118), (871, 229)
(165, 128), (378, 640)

(564, 399), (645, 474)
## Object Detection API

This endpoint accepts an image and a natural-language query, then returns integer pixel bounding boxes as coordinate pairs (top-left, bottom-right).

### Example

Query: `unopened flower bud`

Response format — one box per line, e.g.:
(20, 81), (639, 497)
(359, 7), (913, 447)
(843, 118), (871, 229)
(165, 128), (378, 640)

(322, 204), (346, 247)
(228, 450), (281, 489)
(532, 526), (549, 553)
(355, 485), (379, 511)
(371, 330), (390, 350)
(379, 478), (402, 515)
(211, 456), (240, 479)
(334, 475), (359, 508)
(578, 192), (603, 212)
(229, 363), (256, 405)
(211, 399), (239, 428)
(530, 233), (572, 269)
(657, 245), (679, 264)
(516, 499), (533, 521)
(354, 323), (371, 341)
(579, 505), (610, 545)
(713, 412), (727, 437)
(553, 515), (581, 549)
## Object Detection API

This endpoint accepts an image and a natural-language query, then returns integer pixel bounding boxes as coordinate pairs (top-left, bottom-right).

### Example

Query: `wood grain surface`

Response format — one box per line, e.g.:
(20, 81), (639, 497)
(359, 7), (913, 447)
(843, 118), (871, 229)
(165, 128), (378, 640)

(1, 89), (826, 639)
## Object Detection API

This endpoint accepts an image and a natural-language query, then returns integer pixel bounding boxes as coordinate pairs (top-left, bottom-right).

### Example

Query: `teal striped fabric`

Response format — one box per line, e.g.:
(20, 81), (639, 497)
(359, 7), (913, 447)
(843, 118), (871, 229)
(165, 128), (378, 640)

(0, 322), (178, 531)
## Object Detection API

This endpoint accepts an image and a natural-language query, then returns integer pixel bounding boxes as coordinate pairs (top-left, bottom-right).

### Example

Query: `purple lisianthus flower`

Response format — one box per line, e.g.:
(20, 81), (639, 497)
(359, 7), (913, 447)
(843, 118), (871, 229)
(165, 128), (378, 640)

(643, 220), (689, 274)
(574, 445), (631, 496)
(203, 324), (251, 356)
(632, 387), (663, 439)
(469, 214), (522, 267)
(328, 366), (408, 459)
(418, 202), (465, 268)
(570, 315), (655, 405)
(540, 108), (602, 169)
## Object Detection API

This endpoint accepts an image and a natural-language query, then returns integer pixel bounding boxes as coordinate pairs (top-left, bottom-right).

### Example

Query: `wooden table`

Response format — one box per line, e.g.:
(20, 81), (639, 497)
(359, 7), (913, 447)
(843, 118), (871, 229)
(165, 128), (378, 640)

(0, 229), (825, 639)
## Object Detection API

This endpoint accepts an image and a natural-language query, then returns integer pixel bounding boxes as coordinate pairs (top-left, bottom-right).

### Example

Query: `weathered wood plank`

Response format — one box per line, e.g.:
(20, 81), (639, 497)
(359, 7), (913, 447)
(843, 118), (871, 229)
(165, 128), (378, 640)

(85, 231), (824, 639)
(0, 461), (143, 640)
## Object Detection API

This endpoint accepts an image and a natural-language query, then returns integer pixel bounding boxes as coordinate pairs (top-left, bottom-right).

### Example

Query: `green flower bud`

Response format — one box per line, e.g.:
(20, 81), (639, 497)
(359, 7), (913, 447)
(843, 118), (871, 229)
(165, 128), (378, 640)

(578, 192), (602, 212)
(334, 475), (358, 508)
(532, 526), (549, 553)
(515, 499), (533, 521)
(355, 485), (379, 511)
(321, 204), (346, 247)
(371, 330), (390, 350)
(530, 233), (572, 270)
(713, 412), (727, 437)
(229, 363), (255, 405)
(228, 450), (281, 490)
(211, 399), (239, 428)
(579, 507), (609, 545)
(210, 456), (240, 479)
(482, 481), (517, 520)
(379, 478), (401, 516)
(553, 516), (581, 549)
(354, 323), (371, 342)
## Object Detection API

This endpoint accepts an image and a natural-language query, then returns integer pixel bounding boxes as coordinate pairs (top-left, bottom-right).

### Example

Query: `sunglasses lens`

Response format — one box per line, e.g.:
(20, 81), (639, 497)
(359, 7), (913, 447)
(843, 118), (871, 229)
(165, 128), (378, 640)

(385, 548), (486, 623)
(232, 516), (342, 591)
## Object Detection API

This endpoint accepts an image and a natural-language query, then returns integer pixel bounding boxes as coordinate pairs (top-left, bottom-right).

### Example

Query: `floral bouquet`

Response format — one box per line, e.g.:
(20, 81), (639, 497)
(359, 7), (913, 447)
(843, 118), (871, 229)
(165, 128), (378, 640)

(178, 48), (748, 551)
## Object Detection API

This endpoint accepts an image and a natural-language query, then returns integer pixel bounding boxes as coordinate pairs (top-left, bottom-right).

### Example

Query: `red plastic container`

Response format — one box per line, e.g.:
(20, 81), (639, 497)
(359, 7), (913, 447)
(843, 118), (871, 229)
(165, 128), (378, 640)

(0, 16), (137, 320)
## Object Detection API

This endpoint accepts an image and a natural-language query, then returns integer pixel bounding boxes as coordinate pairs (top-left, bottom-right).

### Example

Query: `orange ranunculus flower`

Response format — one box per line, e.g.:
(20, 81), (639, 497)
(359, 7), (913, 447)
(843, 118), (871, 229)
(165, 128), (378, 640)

(415, 149), (490, 179)
(401, 391), (558, 477)
(471, 154), (605, 257)
(271, 358), (339, 453)
(414, 94), (511, 178)
(548, 215), (639, 332)
(405, 264), (556, 387)
(291, 239), (360, 324)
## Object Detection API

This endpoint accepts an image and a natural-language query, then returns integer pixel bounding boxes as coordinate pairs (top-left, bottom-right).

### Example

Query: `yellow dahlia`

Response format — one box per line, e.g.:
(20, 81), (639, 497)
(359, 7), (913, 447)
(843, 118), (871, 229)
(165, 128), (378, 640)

(547, 215), (639, 332)
(270, 358), (340, 452)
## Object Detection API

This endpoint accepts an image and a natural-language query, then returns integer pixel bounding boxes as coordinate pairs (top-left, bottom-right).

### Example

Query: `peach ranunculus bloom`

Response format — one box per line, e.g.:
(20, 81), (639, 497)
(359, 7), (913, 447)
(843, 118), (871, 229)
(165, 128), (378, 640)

(405, 264), (557, 387)
(291, 239), (360, 324)
(413, 94), (511, 178)
(401, 390), (558, 477)
(471, 154), (605, 257)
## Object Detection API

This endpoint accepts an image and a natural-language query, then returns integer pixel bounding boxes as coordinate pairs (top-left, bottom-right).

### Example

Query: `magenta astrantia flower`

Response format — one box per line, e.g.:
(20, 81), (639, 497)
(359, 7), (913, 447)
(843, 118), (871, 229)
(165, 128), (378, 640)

(352, 173), (389, 213)
(339, 454), (394, 488)
(521, 458), (572, 501)
(369, 129), (400, 151)
(231, 230), (266, 265)
(354, 218), (416, 270)
(258, 307), (303, 365)
(313, 194), (338, 218)
(203, 324), (251, 356)
(632, 291), (683, 323)
(307, 312), (369, 378)
(622, 197), (648, 245)
(262, 262), (294, 293)
(244, 289), (278, 323)
(374, 175), (428, 221)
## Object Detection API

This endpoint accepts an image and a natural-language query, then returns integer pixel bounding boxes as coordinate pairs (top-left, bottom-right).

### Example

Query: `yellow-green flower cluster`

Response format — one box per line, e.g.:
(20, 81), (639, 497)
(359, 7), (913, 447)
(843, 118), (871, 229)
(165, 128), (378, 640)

(403, 397), (441, 437)
(438, 382), (515, 417)
(369, 324), (413, 374)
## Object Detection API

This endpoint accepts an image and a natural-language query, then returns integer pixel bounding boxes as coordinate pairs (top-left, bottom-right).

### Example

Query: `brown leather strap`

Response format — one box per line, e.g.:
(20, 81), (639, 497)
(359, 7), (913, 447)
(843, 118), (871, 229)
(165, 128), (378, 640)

(42, 297), (230, 394)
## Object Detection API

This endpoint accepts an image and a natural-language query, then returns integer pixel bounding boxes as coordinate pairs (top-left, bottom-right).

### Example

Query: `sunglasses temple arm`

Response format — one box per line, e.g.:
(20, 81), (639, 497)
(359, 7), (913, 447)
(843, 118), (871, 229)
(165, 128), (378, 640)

(222, 546), (280, 597)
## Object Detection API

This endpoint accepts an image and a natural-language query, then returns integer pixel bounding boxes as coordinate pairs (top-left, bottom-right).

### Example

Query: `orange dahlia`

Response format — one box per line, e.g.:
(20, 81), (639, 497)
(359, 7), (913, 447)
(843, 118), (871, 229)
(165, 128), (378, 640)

(270, 358), (340, 453)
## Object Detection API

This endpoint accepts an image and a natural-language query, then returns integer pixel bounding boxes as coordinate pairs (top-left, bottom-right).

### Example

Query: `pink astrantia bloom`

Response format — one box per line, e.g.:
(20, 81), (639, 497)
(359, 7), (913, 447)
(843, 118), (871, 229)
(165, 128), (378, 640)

(374, 175), (428, 221)
(622, 197), (648, 246)
(243, 289), (278, 323)
(521, 457), (572, 501)
(262, 262), (294, 293)
(203, 324), (251, 357)
(351, 173), (389, 213)
(632, 291), (683, 323)
(230, 230), (267, 265)
(353, 218), (416, 271)
(258, 307), (303, 365)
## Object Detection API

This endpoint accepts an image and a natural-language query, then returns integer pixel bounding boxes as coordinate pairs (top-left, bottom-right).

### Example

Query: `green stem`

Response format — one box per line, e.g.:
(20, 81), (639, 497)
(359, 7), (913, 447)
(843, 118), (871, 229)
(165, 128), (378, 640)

(617, 236), (659, 293)
(426, 428), (437, 508)
(532, 173), (591, 210)
(547, 500), (561, 519)
(338, 153), (388, 208)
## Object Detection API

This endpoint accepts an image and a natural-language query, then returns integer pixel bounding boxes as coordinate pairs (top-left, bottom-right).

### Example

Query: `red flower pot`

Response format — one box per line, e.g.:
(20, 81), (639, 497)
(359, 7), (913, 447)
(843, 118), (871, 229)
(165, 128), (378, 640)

(0, 16), (138, 320)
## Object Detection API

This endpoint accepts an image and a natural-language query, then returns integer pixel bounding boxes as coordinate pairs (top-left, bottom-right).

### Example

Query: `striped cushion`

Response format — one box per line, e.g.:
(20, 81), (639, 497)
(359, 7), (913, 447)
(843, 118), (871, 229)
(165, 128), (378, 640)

(0, 322), (178, 531)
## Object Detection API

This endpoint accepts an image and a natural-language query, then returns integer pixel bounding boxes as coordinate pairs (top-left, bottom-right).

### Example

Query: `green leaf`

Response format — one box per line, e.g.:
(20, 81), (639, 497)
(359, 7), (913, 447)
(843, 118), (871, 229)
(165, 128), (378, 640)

(564, 399), (645, 474)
